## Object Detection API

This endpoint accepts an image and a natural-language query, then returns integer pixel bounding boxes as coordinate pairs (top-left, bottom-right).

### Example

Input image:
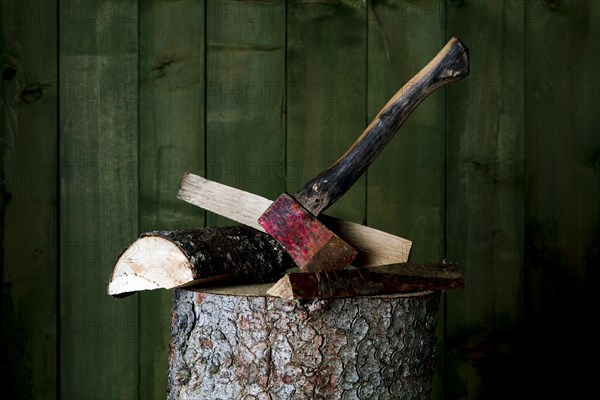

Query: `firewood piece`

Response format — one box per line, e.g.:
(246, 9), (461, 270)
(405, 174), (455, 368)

(108, 226), (294, 297)
(319, 215), (411, 266)
(168, 287), (440, 399)
(267, 263), (464, 300)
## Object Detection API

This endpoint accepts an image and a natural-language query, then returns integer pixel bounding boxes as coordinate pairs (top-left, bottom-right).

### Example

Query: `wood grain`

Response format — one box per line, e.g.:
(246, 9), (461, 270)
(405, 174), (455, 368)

(258, 193), (357, 272)
(366, 2), (447, 397)
(320, 215), (412, 266)
(206, 0), (286, 227)
(59, 1), (139, 398)
(138, 1), (206, 397)
(286, 0), (367, 222)
(0, 1), (57, 397)
(445, 1), (524, 398)
(524, 1), (599, 397)
(178, 173), (270, 232)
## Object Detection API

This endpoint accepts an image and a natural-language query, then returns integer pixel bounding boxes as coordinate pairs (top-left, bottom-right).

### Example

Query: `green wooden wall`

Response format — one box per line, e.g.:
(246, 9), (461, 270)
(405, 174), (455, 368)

(1, 1), (598, 399)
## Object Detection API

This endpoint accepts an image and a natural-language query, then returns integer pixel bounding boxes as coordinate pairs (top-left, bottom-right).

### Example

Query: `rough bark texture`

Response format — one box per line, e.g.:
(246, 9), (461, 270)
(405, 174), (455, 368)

(143, 226), (294, 284)
(168, 288), (440, 399)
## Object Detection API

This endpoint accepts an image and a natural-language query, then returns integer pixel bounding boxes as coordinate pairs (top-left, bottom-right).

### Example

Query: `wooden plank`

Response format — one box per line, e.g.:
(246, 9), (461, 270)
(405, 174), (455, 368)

(0, 1), (57, 397)
(367, 0), (446, 265)
(138, 0), (205, 397)
(524, 0), (599, 397)
(206, 0), (286, 226)
(445, 0), (524, 398)
(286, 0), (366, 223)
(59, 1), (139, 398)
(366, 1), (446, 398)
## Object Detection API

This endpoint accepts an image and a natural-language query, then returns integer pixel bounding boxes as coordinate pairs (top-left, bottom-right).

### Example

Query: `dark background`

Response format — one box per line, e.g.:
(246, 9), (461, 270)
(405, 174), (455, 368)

(1, 0), (598, 399)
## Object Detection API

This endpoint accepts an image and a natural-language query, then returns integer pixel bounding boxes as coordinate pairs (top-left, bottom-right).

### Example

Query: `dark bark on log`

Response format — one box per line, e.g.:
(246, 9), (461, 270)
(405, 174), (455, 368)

(108, 226), (294, 296)
(168, 288), (440, 399)
(268, 262), (464, 300)
(142, 226), (293, 282)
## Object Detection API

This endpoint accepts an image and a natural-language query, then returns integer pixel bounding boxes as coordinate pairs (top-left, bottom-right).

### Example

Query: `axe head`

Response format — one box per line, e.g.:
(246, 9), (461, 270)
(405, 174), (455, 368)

(258, 193), (357, 272)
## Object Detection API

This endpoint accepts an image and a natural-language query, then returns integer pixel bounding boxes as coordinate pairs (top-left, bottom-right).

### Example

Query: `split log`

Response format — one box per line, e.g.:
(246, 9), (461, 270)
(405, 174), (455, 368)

(267, 262), (464, 300)
(108, 226), (294, 297)
(168, 287), (440, 399)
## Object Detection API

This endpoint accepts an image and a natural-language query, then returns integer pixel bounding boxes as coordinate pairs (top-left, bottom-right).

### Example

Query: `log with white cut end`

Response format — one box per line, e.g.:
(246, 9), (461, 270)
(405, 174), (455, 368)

(267, 262), (464, 300)
(108, 226), (294, 297)
(168, 286), (441, 399)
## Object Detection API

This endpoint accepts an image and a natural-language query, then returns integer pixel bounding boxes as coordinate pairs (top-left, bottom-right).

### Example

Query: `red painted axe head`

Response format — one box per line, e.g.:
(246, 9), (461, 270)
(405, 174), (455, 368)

(258, 193), (357, 272)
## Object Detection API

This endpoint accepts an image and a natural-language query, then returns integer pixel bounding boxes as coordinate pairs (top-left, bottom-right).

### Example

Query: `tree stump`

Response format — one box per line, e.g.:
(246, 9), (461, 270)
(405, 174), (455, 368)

(168, 286), (440, 399)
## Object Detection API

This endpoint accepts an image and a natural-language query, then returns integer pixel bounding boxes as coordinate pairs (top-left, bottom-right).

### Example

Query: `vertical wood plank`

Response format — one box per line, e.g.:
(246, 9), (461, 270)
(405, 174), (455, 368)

(286, 0), (366, 222)
(139, 0), (205, 398)
(445, 0), (524, 398)
(206, 0), (285, 227)
(367, 0), (446, 263)
(59, 1), (139, 398)
(1, 1), (57, 398)
(525, 0), (599, 397)
(367, 1), (446, 398)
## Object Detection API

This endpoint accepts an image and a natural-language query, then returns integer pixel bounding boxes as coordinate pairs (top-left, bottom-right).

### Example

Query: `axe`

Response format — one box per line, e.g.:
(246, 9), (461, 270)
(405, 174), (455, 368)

(190, 38), (469, 272)
(257, 37), (469, 271)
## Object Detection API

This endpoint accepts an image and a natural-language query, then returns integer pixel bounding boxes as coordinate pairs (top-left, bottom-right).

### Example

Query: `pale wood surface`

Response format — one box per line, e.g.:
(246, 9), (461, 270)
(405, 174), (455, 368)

(445, 2), (525, 397)
(109, 237), (194, 295)
(320, 215), (411, 267)
(178, 173), (270, 232)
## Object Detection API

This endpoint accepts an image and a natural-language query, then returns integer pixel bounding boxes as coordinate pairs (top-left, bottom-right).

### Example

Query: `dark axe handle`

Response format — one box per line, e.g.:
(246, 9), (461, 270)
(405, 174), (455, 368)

(295, 37), (469, 216)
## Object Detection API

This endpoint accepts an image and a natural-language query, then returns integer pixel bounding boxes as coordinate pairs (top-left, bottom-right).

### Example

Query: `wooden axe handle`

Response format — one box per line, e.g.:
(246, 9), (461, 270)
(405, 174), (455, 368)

(295, 37), (469, 216)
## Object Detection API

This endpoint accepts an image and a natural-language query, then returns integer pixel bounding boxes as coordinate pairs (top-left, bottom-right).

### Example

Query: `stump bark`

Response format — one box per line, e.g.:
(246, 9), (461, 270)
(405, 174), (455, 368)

(168, 286), (440, 399)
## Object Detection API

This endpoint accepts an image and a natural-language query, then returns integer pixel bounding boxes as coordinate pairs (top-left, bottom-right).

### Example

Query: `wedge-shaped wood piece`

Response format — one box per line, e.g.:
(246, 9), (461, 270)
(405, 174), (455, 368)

(267, 262), (464, 300)
(108, 226), (294, 297)
(178, 173), (412, 266)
